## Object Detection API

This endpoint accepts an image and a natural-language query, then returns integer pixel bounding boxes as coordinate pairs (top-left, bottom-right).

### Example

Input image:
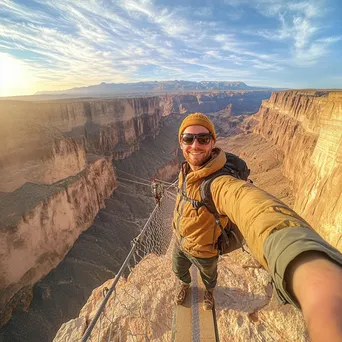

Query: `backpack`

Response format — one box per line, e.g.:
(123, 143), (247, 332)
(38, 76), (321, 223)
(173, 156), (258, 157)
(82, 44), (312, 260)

(179, 152), (251, 255)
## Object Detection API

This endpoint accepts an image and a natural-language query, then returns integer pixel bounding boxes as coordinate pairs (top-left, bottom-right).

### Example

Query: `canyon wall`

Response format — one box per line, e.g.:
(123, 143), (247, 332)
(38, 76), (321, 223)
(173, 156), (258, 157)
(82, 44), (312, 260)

(250, 90), (342, 250)
(160, 90), (271, 116)
(0, 96), (162, 328)
(0, 157), (116, 327)
(0, 98), (161, 192)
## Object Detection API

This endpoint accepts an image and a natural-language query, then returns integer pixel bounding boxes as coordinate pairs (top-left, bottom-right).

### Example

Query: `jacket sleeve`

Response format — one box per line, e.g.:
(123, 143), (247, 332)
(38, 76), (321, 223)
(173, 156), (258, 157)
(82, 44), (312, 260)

(210, 175), (312, 269)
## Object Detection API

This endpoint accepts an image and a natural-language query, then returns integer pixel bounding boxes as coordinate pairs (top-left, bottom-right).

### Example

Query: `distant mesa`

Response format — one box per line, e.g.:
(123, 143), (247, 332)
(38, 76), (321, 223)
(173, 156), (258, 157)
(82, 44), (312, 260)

(34, 80), (282, 97)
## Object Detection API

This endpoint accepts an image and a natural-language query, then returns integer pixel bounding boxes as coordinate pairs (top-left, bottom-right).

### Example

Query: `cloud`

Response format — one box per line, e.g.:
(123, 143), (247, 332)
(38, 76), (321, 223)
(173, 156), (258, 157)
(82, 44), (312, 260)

(250, 0), (339, 66)
(193, 7), (213, 17)
(0, 0), (340, 95)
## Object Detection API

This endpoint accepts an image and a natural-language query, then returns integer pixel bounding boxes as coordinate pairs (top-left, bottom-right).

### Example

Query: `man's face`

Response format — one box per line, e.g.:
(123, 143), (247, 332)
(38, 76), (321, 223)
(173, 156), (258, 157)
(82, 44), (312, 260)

(180, 125), (215, 171)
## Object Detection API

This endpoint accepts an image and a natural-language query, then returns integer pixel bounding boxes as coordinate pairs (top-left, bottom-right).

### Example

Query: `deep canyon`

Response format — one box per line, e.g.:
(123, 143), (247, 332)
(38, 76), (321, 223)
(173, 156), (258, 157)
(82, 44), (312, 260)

(0, 89), (341, 341)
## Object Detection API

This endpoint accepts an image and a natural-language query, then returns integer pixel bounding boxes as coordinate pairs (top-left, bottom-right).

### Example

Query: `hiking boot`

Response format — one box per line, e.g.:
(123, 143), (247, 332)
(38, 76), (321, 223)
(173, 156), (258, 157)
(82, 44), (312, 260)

(203, 289), (214, 310)
(175, 282), (190, 305)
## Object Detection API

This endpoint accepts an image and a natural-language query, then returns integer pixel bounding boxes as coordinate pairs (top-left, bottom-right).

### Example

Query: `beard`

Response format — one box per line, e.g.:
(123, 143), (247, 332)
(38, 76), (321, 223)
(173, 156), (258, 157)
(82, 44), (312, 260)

(183, 148), (212, 169)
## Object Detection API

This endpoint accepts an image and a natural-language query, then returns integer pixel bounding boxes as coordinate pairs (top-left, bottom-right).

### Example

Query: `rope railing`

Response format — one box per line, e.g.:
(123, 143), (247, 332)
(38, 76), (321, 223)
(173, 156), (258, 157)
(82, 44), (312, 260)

(76, 183), (176, 342)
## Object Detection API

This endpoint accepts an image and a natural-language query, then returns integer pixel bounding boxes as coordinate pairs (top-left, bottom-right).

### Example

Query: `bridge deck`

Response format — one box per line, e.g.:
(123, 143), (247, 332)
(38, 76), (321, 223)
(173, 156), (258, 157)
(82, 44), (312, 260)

(171, 267), (219, 342)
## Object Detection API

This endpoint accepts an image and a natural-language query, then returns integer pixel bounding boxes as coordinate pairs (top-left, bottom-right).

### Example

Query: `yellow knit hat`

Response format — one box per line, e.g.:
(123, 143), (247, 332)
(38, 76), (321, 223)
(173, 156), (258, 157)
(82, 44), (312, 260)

(178, 113), (216, 142)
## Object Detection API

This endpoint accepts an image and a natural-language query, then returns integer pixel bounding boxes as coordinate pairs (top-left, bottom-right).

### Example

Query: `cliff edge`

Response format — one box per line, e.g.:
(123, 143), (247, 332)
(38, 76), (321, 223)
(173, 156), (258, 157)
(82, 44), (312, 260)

(250, 90), (342, 250)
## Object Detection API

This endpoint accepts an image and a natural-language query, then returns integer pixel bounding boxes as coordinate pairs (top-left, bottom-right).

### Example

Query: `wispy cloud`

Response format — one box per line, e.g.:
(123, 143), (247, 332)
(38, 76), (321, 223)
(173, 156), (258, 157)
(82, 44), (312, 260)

(251, 0), (340, 65)
(0, 0), (341, 95)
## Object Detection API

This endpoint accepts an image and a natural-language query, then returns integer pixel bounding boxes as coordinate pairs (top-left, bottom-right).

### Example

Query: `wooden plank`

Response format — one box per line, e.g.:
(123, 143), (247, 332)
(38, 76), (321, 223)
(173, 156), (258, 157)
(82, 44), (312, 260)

(197, 275), (217, 342)
(173, 286), (192, 342)
(172, 267), (218, 342)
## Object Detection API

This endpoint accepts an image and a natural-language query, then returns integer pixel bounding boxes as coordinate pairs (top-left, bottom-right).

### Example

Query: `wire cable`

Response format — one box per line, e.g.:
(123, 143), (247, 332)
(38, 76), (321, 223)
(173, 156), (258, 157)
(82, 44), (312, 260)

(116, 176), (151, 187)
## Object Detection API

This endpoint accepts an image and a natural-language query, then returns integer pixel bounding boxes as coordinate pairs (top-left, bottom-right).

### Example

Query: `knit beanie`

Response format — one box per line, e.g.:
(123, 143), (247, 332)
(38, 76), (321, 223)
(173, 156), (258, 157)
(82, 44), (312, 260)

(178, 113), (216, 142)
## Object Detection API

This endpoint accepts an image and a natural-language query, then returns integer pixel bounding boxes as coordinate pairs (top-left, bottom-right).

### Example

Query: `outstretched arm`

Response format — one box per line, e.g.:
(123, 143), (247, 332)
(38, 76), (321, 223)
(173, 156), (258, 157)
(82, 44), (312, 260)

(286, 251), (342, 342)
(211, 176), (342, 341)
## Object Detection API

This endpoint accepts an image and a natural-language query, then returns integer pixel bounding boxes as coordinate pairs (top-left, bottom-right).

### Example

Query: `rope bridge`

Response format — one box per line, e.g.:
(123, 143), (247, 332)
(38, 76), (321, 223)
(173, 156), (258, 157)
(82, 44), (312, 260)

(55, 171), (218, 342)
(78, 175), (178, 342)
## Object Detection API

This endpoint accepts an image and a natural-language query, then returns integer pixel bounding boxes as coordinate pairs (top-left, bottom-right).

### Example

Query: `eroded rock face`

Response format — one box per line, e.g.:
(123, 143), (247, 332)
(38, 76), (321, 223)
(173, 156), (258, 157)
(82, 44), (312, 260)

(160, 91), (271, 116)
(0, 96), (162, 328)
(53, 90), (342, 341)
(0, 97), (161, 192)
(0, 157), (116, 327)
(0, 114), (87, 193)
(251, 91), (342, 250)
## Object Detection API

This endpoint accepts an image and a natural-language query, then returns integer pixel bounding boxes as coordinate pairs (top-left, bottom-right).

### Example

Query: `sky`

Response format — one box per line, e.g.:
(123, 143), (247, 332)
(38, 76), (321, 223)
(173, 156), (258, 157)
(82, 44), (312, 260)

(0, 0), (341, 97)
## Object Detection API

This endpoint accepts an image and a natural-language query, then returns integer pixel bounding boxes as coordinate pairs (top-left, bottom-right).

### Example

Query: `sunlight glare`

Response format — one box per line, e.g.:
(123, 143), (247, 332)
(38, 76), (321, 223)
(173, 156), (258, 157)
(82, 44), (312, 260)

(0, 53), (36, 97)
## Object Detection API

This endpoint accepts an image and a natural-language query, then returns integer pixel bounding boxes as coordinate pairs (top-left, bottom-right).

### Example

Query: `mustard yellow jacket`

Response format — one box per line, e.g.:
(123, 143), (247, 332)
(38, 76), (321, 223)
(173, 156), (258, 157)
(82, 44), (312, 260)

(172, 149), (312, 269)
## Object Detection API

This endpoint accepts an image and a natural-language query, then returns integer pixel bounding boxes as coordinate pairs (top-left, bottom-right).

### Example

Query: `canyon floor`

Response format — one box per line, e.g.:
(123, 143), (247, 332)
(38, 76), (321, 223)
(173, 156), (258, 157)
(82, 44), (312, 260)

(1, 113), (308, 342)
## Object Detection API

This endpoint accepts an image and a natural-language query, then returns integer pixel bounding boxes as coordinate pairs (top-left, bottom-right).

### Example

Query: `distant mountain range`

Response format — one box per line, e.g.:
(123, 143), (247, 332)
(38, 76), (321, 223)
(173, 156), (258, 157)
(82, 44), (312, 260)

(35, 81), (282, 96)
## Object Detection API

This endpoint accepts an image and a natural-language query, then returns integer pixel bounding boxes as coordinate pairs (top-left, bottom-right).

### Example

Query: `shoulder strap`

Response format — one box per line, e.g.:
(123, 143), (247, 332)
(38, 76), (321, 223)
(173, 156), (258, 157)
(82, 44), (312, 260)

(200, 152), (250, 214)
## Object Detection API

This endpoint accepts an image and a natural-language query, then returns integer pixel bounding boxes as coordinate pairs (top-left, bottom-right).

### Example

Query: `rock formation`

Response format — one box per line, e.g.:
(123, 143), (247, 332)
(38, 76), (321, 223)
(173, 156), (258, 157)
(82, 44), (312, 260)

(0, 97), (162, 329)
(0, 113), (183, 342)
(160, 91), (271, 116)
(0, 98), (161, 192)
(0, 157), (115, 327)
(4, 89), (341, 341)
(249, 90), (342, 250)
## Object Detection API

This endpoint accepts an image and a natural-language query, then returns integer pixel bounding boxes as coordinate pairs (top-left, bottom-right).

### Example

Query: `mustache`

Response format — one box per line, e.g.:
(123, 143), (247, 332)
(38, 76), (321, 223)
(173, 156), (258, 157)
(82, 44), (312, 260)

(187, 149), (205, 152)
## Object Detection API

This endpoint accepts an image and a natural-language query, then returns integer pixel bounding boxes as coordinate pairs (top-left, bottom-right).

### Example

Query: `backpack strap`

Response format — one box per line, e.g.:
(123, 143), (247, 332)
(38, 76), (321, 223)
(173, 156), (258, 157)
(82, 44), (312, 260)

(177, 162), (206, 215)
(199, 168), (236, 214)
(177, 187), (205, 214)
(198, 152), (250, 252)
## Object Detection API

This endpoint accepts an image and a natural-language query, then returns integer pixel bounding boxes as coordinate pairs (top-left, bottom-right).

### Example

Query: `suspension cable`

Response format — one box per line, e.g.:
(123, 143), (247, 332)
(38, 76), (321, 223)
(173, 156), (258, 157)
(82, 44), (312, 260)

(115, 168), (153, 184)
(153, 178), (174, 185)
(115, 168), (174, 186)
(167, 177), (179, 190)
(117, 176), (151, 187)
(81, 204), (160, 342)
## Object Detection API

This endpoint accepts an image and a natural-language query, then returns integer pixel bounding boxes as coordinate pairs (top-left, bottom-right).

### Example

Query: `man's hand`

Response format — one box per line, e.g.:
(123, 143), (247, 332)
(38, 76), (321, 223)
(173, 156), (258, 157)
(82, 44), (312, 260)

(286, 251), (342, 342)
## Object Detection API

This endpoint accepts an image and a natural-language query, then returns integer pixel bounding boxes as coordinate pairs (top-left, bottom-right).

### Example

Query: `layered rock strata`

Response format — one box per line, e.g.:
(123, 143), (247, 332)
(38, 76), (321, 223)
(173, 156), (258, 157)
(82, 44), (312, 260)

(0, 113), (181, 340)
(53, 90), (342, 341)
(0, 98), (161, 192)
(251, 90), (342, 250)
(0, 97), (162, 328)
(0, 157), (116, 327)
(161, 91), (271, 116)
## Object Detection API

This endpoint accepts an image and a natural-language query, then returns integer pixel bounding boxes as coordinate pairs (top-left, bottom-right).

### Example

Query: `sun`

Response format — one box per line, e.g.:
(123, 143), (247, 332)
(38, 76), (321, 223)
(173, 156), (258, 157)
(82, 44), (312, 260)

(0, 53), (36, 97)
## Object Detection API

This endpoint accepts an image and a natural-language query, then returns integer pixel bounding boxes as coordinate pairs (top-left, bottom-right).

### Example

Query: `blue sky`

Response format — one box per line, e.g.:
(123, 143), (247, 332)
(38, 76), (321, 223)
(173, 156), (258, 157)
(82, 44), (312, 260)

(0, 0), (341, 96)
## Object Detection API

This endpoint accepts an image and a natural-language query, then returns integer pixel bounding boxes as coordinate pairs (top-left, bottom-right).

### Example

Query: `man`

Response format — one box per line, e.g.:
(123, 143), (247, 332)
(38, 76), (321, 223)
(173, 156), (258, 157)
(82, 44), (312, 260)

(172, 113), (342, 340)
(151, 178), (163, 206)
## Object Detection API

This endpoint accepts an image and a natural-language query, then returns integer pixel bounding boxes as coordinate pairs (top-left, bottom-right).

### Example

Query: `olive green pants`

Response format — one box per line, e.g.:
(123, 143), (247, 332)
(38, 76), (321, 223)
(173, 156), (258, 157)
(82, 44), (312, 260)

(172, 244), (218, 290)
(264, 226), (342, 308)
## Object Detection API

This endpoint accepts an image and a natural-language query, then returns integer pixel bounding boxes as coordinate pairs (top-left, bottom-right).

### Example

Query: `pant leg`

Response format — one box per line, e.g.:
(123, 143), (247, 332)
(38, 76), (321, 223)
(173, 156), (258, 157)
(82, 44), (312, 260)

(172, 244), (192, 284)
(190, 255), (219, 290)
